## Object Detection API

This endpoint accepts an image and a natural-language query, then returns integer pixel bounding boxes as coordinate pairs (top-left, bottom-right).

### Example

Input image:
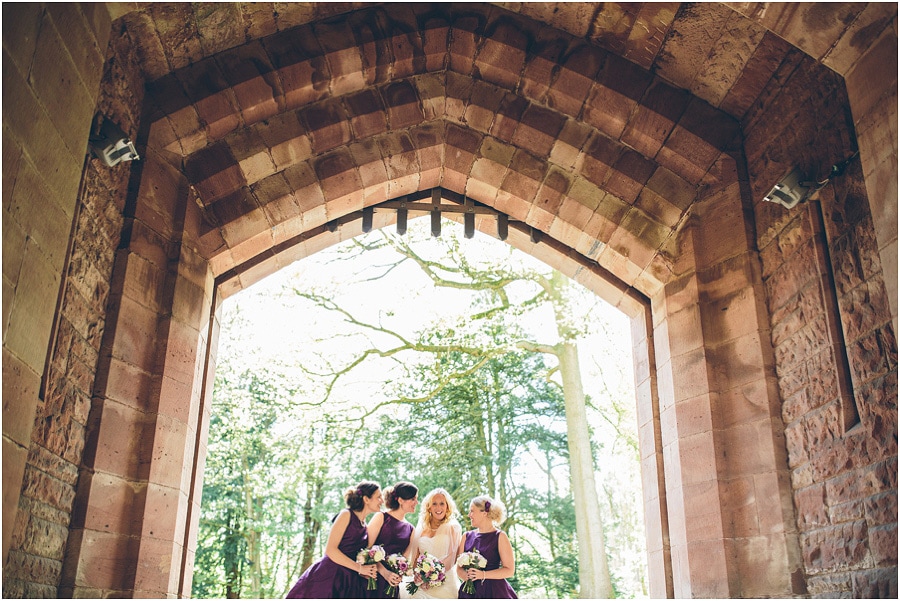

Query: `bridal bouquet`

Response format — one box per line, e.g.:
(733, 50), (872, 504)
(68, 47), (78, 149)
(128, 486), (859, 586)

(383, 552), (412, 596)
(457, 549), (488, 594)
(405, 552), (445, 595)
(357, 544), (386, 590)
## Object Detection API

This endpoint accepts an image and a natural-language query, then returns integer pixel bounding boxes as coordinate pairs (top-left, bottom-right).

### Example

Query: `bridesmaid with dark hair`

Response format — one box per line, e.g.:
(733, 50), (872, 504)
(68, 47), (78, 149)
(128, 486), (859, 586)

(367, 481), (419, 598)
(286, 481), (383, 599)
(456, 495), (517, 599)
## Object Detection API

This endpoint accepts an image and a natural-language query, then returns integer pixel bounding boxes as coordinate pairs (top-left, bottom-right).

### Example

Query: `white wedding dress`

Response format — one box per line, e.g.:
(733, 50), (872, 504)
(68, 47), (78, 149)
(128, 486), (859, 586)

(401, 519), (462, 599)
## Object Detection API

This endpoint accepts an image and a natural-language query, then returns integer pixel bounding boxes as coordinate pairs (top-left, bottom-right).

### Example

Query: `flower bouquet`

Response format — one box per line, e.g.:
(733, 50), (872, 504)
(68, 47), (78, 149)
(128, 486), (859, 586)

(405, 552), (445, 596)
(357, 544), (386, 590)
(383, 552), (412, 596)
(456, 549), (488, 594)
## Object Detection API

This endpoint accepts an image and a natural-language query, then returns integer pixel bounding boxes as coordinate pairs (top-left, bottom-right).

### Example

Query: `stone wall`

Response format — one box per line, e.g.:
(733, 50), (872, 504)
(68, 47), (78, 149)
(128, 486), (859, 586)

(3, 3), (895, 598)
(2, 10), (143, 597)
(2, 0), (110, 586)
(745, 45), (898, 598)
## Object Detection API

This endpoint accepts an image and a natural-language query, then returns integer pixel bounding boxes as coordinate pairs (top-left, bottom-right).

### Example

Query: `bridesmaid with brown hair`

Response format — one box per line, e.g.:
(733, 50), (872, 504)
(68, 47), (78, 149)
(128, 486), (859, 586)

(368, 481), (419, 598)
(286, 481), (382, 599)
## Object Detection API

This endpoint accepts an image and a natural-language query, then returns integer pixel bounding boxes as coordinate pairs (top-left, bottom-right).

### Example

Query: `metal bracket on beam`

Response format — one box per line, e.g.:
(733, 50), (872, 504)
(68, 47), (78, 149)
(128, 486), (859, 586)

(497, 213), (508, 241)
(397, 197), (408, 235)
(351, 187), (517, 241)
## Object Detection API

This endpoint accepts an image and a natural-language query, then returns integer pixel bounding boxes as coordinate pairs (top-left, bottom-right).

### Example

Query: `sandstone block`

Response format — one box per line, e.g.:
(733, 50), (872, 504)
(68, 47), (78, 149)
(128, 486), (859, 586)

(133, 535), (181, 595)
(31, 10), (96, 158)
(801, 520), (870, 574)
(301, 98), (351, 155)
(218, 45), (280, 127)
(547, 44), (603, 118)
(345, 89), (387, 139)
(852, 566), (898, 598)
(383, 80), (425, 130)
(490, 93), (529, 142)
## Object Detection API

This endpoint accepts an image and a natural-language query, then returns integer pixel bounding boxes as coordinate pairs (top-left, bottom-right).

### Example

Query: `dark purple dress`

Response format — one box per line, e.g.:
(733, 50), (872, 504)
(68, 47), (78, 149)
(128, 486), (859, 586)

(286, 511), (369, 598)
(457, 530), (517, 599)
(372, 512), (414, 598)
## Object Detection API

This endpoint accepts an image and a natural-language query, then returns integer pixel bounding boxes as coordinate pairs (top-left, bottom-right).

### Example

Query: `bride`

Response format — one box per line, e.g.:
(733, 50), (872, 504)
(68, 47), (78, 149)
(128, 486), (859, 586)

(401, 488), (462, 599)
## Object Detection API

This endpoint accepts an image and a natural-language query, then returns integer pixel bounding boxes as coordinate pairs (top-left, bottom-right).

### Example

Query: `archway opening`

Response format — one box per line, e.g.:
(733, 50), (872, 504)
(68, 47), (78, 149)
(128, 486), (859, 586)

(194, 215), (647, 598)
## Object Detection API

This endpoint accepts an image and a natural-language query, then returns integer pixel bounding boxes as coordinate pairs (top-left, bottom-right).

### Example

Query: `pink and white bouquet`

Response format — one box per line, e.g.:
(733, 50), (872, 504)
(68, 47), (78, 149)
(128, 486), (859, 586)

(457, 549), (488, 594)
(357, 544), (386, 590)
(405, 552), (445, 595)
(383, 552), (412, 596)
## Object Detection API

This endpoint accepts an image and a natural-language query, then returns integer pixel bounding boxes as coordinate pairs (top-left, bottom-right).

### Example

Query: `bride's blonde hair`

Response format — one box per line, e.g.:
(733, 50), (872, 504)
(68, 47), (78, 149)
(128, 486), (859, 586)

(417, 488), (458, 530)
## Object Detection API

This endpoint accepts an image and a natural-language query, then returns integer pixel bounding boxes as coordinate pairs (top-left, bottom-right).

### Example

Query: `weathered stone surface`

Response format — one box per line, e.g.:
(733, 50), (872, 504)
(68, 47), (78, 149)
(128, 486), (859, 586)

(4, 2), (895, 599)
(851, 567), (898, 598)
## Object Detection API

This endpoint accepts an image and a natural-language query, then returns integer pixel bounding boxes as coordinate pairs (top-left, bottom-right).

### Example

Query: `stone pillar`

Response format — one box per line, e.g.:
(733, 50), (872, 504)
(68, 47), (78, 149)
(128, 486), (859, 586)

(60, 153), (216, 597)
(631, 308), (673, 598)
(844, 17), (898, 336)
(653, 162), (802, 597)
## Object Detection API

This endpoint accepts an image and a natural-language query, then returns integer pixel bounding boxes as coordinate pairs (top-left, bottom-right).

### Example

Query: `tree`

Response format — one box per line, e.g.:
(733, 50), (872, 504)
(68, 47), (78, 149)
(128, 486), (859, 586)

(297, 223), (616, 596)
(518, 271), (614, 598)
(193, 311), (356, 598)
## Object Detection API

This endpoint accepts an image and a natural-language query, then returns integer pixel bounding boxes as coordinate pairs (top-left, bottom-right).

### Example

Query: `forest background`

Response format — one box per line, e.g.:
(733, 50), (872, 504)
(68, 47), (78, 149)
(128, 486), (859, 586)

(191, 217), (648, 599)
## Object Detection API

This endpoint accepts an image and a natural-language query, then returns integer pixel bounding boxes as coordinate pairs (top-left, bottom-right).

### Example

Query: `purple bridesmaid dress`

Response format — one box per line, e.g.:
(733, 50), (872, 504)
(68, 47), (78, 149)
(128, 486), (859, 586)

(286, 512), (369, 598)
(372, 512), (414, 598)
(457, 530), (517, 599)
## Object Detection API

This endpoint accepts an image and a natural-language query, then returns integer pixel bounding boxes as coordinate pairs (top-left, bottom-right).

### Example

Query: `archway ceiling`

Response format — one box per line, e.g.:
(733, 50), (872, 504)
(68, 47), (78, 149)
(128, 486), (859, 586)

(112, 2), (885, 298)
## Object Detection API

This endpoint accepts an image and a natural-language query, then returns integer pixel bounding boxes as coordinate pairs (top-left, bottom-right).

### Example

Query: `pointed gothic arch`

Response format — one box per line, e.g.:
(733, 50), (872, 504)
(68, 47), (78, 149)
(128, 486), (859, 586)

(3, 3), (895, 598)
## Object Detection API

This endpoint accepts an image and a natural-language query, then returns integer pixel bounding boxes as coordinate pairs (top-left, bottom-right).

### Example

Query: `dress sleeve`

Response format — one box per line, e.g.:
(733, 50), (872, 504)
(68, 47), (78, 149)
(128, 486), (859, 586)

(441, 520), (462, 569)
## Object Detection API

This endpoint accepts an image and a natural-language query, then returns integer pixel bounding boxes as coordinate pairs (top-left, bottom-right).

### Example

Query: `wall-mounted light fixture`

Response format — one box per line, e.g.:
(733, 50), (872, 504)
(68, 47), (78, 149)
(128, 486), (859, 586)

(762, 152), (859, 210)
(762, 167), (813, 209)
(88, 117), (140, 167)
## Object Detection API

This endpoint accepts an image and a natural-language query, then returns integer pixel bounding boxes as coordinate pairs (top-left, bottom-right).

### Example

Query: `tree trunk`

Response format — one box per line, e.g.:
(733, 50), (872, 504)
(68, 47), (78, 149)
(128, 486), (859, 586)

(557, 340), (614, 598)
(300, 474), (325, 574)
(243, 455), (262, 597)
(224, 508), (241, 598)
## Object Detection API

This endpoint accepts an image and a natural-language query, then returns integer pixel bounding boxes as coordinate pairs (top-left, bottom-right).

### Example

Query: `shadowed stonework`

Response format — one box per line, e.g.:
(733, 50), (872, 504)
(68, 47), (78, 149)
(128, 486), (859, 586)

(2, 3), (896, 598)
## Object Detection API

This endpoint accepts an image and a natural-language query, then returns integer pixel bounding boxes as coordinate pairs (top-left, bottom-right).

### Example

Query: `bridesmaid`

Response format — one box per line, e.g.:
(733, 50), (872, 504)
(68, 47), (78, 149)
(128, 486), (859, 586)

(456, 495), (517, 599)
(367, 481), (419, 598)
(286, 481), (382, 598)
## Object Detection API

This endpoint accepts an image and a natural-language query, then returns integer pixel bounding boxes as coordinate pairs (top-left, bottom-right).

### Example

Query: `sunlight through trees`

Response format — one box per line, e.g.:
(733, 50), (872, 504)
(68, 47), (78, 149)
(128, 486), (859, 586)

(194, 218), (647, 598)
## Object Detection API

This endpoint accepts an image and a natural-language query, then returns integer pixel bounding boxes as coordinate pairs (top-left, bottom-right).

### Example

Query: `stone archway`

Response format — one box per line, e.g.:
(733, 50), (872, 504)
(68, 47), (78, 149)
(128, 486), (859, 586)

(3, 3), (895, 599)
(55, 6), (803, 597)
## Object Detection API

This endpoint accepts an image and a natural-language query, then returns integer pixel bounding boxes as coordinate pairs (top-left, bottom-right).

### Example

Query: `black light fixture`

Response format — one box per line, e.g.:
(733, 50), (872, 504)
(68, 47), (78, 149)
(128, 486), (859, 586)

(362, 206), (373, 233)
